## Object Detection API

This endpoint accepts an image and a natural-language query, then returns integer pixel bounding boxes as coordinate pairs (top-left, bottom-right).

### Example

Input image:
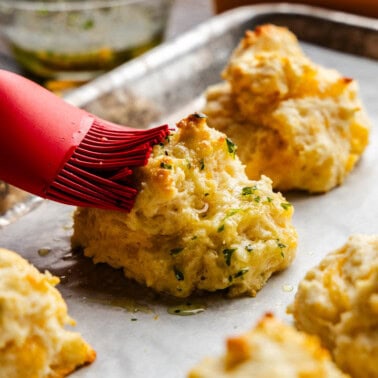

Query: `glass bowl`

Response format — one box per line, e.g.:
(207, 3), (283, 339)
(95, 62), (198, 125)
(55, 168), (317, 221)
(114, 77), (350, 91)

(0, 0), (173, 91)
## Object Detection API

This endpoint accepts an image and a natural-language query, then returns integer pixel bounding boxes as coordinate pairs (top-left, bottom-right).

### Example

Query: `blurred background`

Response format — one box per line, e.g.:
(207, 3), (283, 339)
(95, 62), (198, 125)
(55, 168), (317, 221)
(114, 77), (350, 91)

(0, 0), (375, 94)
(0, 0), (213, 92)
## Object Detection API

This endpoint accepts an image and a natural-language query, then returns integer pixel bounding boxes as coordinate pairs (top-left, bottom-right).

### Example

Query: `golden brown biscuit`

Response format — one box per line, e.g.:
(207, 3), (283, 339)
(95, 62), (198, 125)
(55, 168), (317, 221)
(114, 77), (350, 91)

(188, 314), (348, 378)
(203, 24), (370, 193)
(72, 114), (297, 298)
(289, 235), (378, 378)
(0, 248), (95, 378)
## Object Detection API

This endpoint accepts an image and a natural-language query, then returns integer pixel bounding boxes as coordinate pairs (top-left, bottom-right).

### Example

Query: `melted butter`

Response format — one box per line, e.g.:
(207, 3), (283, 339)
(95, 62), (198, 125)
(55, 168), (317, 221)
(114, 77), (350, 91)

(282, 284), (294, 292)
(167, 303), (206, 316)
(109, 298), (152, 314)
(38, 248), (51, 257)
(88, 297), (153, 314)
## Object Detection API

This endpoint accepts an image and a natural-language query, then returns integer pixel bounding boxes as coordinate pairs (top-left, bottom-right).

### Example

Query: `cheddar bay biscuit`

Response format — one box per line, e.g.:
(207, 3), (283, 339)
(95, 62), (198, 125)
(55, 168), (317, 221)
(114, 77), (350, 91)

(188, 314), (348, 378)
(289, 235), (378, 378)
(203, 24), (370, 193)
(0, 248), (95, 378)
(72, 114), (297, 298)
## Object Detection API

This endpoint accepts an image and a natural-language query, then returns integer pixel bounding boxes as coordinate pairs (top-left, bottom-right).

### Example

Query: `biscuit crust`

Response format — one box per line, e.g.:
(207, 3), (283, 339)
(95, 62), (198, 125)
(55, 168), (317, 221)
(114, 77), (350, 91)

(0, 248), (95, 378)
(289, 235), (378, 378)
(188, 314), (348, 378)
(72, 114), (297, 298)
(203, 24), (370, 193)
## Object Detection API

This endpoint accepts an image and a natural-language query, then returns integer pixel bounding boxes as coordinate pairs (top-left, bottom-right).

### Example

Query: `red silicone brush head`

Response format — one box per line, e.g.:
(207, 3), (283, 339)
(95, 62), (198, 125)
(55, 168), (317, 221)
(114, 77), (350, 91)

(0, 70), (169, 212)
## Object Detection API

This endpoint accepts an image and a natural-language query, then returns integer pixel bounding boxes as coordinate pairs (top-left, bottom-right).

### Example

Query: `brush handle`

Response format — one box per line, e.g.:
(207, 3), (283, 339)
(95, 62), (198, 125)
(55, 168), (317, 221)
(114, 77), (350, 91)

(0, 70), (93, 197)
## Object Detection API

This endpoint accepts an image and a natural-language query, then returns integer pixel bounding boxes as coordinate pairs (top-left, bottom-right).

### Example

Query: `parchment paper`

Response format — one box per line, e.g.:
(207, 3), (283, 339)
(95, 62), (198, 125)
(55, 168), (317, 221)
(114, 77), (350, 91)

(0, 7), (377, 378)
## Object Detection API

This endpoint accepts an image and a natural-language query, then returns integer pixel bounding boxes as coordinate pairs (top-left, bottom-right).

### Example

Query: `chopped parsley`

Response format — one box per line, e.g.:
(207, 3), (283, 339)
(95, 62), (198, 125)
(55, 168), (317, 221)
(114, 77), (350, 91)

(191, 236), (198, 240)
(218, 209), (241, 232)
(245, 245), (253, 252)
(266, 197), (273, 203)
(160, 162), (172, 170)
(277, 241), (287, 249)
(254, 196), (261, 203)
(280, 202), (292, 210)
(83, 19), (94, 30)
(228, 268), (249, 282)
(223, 248), (236, 266)
(170, 247), (184, 256)
(242, 186), (257, 196)
(174, 267), (184, 281)
(199, 159), (205, 170)
(234, 268), (249, 278)
(226, 138), (237, 158)
(226, 208), (240, 218)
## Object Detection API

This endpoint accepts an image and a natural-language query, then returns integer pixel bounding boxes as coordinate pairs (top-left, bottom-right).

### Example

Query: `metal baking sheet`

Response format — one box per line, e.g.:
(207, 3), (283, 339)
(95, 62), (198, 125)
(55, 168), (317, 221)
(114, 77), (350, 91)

(1, 4), (378, 377)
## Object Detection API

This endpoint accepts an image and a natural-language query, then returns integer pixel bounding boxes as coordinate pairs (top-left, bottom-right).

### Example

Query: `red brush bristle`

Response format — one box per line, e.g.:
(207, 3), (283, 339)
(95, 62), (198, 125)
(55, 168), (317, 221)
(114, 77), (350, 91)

(46, 119), (170, 212)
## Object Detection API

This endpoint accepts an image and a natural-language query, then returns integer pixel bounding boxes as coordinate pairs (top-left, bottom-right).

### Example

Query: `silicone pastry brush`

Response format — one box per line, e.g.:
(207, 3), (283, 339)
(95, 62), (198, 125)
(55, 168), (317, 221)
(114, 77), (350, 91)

(0, 69), (169, 212)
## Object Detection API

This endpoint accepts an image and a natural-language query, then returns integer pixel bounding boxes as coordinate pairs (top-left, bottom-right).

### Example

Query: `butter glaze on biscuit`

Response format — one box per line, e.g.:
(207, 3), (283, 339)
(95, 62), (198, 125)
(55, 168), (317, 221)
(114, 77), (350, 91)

(72, 114), (297, 298)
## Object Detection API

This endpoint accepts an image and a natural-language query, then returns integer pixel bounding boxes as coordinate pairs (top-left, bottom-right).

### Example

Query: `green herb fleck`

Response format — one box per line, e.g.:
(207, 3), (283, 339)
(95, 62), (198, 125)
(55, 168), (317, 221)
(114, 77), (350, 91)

(266, 197), (273, 203)
(174, 267), (184, 281)
(191, 236), (198, 240)
(233, 268), (249, 278)
(281, 251), (285, 258)
(245, 245), (253, 252)
(226, 138), (237, 158)
(131, 318), (138, 321)
(160, 162), (172, 170)
(218, 209), (241, 232)
(83, 19), (94, 30)
(226, 208), (240, 218)
(204, 193), (209, 197)
(223, 248), (236, 266)
(199, 159), (205, 170)
(217, 224), (225, 232)
(277, 241), (287, 249)
(254, 196), (261, 203)
(242, 186), (257, 196)
(280, 202), (292, 210)
(170, 248), (184, 256)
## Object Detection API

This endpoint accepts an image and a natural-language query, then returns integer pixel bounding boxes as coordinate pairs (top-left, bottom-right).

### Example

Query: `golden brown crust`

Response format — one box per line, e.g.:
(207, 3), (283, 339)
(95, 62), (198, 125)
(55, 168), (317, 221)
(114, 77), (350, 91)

(289, 235), (378, 378)
(203, 24), (371, 193)
(72, 114), (297, 298)
(188, 314), (348, 377)
(0, 248), (95, 378)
